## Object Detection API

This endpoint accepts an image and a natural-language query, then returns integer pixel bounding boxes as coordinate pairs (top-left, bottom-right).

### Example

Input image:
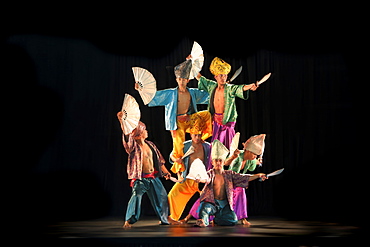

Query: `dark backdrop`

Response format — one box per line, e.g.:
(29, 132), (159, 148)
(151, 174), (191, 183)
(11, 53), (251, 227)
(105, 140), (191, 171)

(3, 8), (364, 235)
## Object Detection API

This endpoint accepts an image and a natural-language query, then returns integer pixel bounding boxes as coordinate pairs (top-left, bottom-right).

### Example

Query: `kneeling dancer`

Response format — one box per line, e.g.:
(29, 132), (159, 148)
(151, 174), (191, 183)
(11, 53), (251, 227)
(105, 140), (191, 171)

(196, 140), (267, 227)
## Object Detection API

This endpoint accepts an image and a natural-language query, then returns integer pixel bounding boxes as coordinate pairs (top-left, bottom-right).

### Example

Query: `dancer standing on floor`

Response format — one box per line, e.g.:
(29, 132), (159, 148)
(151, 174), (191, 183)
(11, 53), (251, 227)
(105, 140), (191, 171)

(117, 113), (171, 228)
(167, 132), (211, 224)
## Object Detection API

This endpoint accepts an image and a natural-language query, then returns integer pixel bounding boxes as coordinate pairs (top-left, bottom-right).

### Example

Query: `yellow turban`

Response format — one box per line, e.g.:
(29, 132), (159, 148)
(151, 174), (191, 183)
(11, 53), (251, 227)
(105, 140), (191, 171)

(209, 57), (231, 76)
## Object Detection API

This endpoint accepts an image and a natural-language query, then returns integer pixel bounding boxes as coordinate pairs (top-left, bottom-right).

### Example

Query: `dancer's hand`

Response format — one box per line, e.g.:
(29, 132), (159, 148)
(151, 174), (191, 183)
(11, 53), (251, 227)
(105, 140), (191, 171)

(177, 173), (184, 183)
(257, 173), (267, 181)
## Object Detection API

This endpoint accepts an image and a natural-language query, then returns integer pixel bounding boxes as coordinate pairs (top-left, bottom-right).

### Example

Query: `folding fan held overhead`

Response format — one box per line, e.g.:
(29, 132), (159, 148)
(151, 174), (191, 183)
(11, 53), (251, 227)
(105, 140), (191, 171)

(132, 67), (157, 105)
(189, 41), (204, 79)
(229, 132), (240, 155)
(120, 93), (141, 135)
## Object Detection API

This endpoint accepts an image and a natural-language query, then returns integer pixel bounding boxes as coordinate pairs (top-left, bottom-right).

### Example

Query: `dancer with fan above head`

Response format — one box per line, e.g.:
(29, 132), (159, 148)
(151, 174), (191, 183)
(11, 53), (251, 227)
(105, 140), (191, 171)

(194, 57), (271, 169)
(167, 129), (211, 224)
(134, 42), (212, 183)
(224, 133), (265, 226)
(117, 94), (171, 228)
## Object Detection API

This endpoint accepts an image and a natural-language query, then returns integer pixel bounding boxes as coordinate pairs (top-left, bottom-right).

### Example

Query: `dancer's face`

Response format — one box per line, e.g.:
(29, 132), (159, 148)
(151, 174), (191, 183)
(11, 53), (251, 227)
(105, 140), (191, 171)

(212, 158), (224, 170)
(243, 150), (257, 160)
(176, 78), (190, 87)
(214, 74), (228, 84)
(191, 134), (202, 144)
(134, 129), (148, 140)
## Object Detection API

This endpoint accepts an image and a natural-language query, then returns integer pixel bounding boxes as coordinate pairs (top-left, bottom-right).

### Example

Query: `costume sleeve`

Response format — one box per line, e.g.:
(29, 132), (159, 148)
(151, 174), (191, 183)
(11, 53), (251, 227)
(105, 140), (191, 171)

(198, 76), (216, 93)
(147, 89), (172, 107)
(121, 133), (136, 154)
(232, 172), (251, 188)
(229, 84), (249, 100)
(228, 154), (243, 173)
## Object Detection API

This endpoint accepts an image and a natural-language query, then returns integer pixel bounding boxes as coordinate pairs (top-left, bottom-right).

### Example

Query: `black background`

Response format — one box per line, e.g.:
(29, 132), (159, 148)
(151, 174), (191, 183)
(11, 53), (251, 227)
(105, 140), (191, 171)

(2, 3), (364, 236)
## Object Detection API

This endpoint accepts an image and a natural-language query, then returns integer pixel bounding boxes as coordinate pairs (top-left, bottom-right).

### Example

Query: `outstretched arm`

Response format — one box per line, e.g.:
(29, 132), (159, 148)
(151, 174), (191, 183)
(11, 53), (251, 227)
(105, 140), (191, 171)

(248, 173), (267, 181)
(243, 83), (258, 91)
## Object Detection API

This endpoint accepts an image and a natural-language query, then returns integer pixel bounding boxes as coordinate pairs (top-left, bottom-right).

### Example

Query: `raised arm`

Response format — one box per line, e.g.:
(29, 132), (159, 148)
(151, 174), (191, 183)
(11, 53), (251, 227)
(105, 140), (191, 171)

(224, 149), (240, 166)
(195, 72), (202, 81)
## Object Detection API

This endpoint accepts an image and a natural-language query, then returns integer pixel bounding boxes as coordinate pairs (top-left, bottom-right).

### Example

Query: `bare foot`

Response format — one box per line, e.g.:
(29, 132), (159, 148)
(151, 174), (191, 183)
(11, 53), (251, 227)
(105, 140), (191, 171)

(196, 219), (207, 227)
(122, 221), (132, 228)
(179, 214), (192, 224)
(168, 216), (182, 225)
(241, 218), (251, 227)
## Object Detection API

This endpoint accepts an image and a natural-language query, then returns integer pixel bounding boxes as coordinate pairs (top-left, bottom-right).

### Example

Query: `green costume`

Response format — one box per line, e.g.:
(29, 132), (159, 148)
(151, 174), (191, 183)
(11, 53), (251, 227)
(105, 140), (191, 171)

(228, 151), (257, 174)
(198, 76), (249, 125)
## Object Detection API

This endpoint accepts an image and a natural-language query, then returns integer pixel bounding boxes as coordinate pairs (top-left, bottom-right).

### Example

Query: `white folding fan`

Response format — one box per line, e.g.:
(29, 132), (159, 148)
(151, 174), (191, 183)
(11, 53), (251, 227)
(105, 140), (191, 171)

(120, 93), (141, 135)
(186, 158), (209, 181)
(132, 67), (157, 105)
(189, 41), (204, 80)
(182, 146), (195, 159)
(229, 132), (240, 155)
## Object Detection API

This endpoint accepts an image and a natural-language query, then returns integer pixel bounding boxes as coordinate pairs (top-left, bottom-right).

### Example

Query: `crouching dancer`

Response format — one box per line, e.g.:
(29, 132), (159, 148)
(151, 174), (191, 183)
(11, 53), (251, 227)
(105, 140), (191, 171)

(196, 140), (267, 227)
(117, 112), (170, 228)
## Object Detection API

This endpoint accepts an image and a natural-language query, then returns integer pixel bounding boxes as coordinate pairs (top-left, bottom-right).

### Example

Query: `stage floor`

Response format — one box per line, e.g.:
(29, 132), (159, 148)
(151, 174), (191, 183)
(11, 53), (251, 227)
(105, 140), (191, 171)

(43, 216), (362, 246)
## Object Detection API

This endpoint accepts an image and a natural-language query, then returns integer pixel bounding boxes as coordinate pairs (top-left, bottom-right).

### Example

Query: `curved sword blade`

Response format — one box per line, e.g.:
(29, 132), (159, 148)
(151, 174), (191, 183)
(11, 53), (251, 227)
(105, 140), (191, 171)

(229, 66), (243, 82)
(256, 72), (271, 86)
(267, 168), (284, 177)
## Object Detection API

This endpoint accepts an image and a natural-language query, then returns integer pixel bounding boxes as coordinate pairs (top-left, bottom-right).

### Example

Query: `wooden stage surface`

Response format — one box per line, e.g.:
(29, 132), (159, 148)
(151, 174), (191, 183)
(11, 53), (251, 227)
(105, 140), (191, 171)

(39, 216), (363, 246)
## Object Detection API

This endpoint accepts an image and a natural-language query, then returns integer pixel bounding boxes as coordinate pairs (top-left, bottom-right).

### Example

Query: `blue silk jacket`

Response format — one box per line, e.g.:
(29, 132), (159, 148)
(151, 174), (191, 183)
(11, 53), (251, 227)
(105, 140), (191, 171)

(148, 87), (209, 130)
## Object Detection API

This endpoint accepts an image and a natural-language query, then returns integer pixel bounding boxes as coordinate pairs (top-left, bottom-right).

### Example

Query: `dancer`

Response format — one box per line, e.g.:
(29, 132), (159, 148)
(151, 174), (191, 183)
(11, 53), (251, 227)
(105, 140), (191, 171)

(167, 132), (211, 224)
(195, 57), (264, 167)
(139, 60), (212, 181)
(117, 112), (171, 228)
(195, 140), (267, 227)
(224, 134), (265, 226)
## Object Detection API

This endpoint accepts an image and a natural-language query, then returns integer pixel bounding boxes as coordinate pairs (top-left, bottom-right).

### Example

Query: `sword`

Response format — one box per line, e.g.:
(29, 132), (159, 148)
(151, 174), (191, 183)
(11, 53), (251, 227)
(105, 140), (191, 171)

(229, 66), (243, 82)
(255, 72), (271, 86)
(259, 168), (284, 181)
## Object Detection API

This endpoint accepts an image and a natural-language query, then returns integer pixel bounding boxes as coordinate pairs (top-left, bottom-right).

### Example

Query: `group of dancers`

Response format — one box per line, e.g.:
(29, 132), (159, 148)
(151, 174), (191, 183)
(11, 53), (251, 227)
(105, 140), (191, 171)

(117, 42), (271, 228)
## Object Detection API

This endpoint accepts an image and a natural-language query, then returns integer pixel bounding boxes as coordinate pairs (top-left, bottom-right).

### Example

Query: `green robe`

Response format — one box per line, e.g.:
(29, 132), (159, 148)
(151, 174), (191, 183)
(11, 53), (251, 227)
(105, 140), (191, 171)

(198, 76), (249, 125)
(228, 151), (257, 174)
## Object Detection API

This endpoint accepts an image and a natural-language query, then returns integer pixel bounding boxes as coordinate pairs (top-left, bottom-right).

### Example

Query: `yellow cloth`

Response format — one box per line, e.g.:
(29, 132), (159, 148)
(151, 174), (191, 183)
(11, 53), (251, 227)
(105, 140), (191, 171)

(170, 110), (212, 174)
(209, 57), (231, 76)
(168, 179), (200, 221)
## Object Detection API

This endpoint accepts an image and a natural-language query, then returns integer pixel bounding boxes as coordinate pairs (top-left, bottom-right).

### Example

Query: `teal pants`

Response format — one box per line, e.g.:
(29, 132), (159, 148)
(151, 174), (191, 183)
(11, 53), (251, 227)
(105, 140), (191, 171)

(198, 199), (238, 226)
(125, 177), (169, 225)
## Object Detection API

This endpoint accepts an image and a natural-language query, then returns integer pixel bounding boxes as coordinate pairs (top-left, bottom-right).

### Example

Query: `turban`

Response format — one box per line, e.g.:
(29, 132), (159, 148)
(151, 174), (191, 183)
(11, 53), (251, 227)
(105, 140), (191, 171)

(132, 121), (146, 137)
(211, 139), (229, 161)
(242, 134), (266, 155)
(174, 60), (192, 79)
(209, 57), (231, 76)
